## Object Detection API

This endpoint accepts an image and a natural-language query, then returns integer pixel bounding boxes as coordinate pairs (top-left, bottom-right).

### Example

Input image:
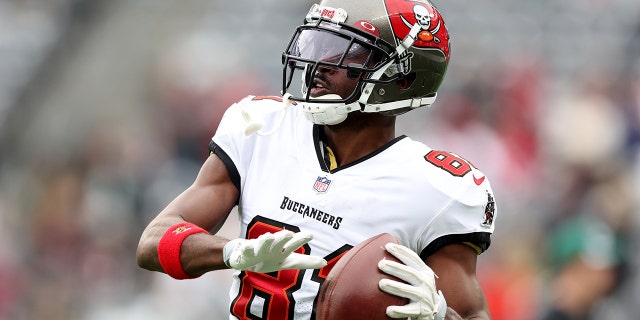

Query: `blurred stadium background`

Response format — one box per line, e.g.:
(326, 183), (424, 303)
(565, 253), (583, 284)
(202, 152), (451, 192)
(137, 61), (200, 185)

(1, 0), (640, 319)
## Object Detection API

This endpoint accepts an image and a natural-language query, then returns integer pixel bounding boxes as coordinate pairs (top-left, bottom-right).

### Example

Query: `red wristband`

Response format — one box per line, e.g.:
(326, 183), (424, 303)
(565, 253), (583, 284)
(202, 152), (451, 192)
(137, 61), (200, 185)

(158, 222), (207, 279)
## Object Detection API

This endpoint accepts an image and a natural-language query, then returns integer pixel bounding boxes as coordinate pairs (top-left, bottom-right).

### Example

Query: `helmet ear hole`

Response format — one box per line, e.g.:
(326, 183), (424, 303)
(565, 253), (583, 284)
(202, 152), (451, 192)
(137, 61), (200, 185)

(396, 73), (416, 90)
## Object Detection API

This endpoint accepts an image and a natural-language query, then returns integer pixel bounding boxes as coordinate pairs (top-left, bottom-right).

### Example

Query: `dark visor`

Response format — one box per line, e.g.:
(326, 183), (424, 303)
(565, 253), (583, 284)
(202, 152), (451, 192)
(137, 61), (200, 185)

(288, 28), (371, 63)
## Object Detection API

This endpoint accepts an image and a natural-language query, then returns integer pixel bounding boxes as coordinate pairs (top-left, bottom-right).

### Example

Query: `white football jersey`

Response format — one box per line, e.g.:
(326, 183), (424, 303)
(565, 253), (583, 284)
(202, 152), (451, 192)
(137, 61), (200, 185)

(211, 96), (497, 320)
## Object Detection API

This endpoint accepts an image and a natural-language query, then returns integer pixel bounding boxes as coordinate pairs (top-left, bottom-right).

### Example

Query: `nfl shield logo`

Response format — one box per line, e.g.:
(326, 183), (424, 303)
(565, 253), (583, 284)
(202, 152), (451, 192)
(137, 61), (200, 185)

(313, 176), (332, 193)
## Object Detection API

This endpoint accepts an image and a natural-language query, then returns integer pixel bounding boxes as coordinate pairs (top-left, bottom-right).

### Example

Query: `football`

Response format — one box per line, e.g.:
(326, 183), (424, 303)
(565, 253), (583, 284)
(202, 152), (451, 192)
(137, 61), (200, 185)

(316, 233), (409, 320)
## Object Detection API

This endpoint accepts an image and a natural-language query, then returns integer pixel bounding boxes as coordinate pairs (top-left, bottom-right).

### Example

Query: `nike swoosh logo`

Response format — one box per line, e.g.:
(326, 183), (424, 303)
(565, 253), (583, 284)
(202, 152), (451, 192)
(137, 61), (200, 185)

(473, 174), (485, 185)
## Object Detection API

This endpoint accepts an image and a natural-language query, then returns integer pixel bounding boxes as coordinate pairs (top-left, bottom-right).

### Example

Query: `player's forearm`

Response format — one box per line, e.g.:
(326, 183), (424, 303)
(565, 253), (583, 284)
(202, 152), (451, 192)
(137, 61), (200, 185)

(136, 216), (230, 275)
(179, 232), (229, 275)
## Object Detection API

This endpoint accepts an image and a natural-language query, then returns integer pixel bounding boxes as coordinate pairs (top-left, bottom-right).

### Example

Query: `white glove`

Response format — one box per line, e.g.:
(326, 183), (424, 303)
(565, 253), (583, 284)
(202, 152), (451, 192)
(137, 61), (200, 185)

(378, 243), (447, 320)
(223, 230), (327, 273)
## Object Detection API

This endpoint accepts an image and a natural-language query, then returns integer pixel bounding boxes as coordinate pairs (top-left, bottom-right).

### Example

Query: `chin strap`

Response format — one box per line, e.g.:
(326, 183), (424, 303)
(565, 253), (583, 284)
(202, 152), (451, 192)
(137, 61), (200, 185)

(361, 94), (437, 113)
(300, 94), (361, 125)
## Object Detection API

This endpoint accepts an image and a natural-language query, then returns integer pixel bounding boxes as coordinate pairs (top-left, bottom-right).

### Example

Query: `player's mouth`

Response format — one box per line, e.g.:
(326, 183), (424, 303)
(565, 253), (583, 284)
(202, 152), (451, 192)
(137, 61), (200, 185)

(310, 78), (331, 97)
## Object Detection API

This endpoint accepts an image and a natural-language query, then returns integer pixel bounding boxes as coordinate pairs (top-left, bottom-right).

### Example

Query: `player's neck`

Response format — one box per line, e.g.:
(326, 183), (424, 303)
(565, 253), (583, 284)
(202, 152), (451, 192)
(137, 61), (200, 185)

(321, 113), (396, 168)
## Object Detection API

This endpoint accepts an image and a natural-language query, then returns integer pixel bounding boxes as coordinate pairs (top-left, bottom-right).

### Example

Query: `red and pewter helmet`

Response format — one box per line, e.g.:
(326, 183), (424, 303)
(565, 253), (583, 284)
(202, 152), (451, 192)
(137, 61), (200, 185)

(282, 0), (450, 125)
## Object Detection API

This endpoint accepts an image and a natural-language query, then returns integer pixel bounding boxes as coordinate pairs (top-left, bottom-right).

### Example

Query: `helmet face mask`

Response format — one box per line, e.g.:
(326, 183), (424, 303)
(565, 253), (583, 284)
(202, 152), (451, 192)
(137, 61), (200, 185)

(283, 19), (396, 105)
(282, 0), (450, 124)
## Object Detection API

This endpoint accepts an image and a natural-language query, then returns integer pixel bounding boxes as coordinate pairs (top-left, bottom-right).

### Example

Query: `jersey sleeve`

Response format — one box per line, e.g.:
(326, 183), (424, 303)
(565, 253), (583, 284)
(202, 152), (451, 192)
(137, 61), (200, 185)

(418, 168), (497, 259)
(209, 95), (291, 192)
(209, 95), (257, 192)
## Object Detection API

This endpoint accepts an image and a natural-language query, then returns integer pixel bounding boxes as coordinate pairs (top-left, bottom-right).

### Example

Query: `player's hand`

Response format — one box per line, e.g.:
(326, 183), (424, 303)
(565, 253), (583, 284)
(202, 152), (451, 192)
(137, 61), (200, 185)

(223, 230), (327, 273)
(378, 243), (447, 320)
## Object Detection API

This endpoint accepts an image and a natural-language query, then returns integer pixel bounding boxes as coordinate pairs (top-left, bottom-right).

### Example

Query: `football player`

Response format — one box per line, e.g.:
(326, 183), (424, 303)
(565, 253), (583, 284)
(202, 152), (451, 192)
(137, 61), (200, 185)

(137, 0), (496, 319)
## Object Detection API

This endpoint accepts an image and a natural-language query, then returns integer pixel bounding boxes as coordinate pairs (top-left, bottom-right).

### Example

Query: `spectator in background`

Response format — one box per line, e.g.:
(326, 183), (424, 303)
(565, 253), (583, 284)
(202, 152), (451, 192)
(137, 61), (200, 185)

(538, 68), (634, 320)
(540, 196), (627, 320)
